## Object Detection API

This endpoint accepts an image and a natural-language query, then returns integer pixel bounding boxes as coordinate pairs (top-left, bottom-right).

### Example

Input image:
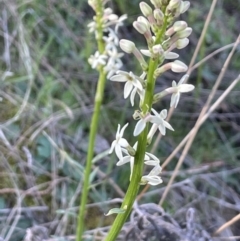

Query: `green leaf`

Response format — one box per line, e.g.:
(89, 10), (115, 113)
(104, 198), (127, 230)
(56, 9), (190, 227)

(104, 206), (127, 216)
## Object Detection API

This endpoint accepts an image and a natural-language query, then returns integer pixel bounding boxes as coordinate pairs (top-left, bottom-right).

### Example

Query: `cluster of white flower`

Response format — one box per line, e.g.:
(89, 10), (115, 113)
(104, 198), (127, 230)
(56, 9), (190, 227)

(109, 0), (195, 186)
(87, 0), (127, 78)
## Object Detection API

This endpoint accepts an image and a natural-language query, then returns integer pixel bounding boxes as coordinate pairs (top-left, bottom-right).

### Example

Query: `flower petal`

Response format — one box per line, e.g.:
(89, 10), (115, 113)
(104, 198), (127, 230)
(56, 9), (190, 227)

(174, 92), (180, 108)
(170, 93), (178, 108)
(147, 124), (158, 139)
(119, 123), (129, 137)
(116, 156), (131, 166)
(116, 124), (121, 138)
(141, 175), (163, 186)
(140, 49), (151, 57)
(149, 165), (162, 175)
(163, 120), (174, 131)
(146, 152), (160, 162)
(178, 74), (189, 85)
(124, 81), (133, 98)
(164, 52), (179, 59)
(119, 138), (129, 147)
(144, 160), (159, 165)
(132, 78), (143, 91)
(110, 74), (128, 82)
(134, 119), (146, 136)
(178, 84), (195, 93)
(160, 109), (167, 119)
(151, 108), (159, 117)
(115, 144), (123, 160)
(130, 87), (137, 106)
(109, 140), (117, 154)
(172, 80), (177, 87)
(150, 116), (163, 125)
(158, 124), (166, 135)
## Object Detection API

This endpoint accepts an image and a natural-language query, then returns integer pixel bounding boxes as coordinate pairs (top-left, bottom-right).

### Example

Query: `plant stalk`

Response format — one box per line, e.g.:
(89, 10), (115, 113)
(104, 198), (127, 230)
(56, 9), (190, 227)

(76, 0), (106, 240)
(104, 15), (168, 241)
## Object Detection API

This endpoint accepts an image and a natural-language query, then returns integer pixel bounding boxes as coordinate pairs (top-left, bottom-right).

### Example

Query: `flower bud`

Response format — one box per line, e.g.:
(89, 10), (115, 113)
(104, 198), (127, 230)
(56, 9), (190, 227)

(154, 60), (188, 77)
(176, 38), (189, 49)
(152, 44), (164, 55)
(132, 48), (148, 70)
(168, 0), (180, 9)
(180, 1), (190, 14)
(160, 0), (170, 5)
(107, 14), (118, 21)
(176, 27), (192, 39)
(136, 17), (154, 47)
(171, 60), (188, 72)
(126, 146), (136, 156)
(166, 0), (181, 17)
(88, 0), (97, 10)
(154, 9), (164, 26)
(139, 2), (153, 17)
(137, 16), (151, 30)
(164, 52), (179, 59)
(133, 21), (148, 34)
(150, 0), (161, 8)
(173, 21), (188, 32)
(120, 39), (136, 53)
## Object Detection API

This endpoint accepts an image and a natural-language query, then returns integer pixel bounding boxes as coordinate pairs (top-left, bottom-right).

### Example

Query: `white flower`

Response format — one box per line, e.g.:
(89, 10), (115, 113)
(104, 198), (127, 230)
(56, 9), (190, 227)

(116, 144), (160, 181)
(116, 143), (139, 180)
(109, 123), (129, 160)
(180, 1), (190, 14)
(148, 109), (174, 138)
(133, 112), (153, 136)
(110, 71), (143, 99)
(166, 74), (195, 108)
(87, 21), (97, 33)
(104, 59), (123, 79)
(119, 39), (136, 53)
(88, 51), (108, 69)
(114, 14), (128, 33)
(141, 48), (179, 59)
(144, 152), (160, 166)
(103, 28), (120, 46)
(130, 86), (145, 106)
(104, 44), (124, 78)
(171, 60), (188, 72)
(141, 164), (162, 186)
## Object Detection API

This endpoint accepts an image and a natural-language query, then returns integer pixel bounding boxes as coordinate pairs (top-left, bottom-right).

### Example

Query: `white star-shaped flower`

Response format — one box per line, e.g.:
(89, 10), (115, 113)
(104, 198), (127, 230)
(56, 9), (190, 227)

(88, 51), (108, 69)
(148, 108), (174, 138)
(110, 71), (143, 99)
(109, 123), (129, 160)
(133, 112), (153, 136)
(141, 164), (162, 186)
(144, 152), (160, 166)
(166, 74), (195, 108)
(116, 142), (139, 180)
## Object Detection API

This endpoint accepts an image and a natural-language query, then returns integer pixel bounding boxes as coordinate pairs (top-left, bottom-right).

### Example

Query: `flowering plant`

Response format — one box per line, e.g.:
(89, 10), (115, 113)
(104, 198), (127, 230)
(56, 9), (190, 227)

(76, 0), (126, 240)
(105, 0), (194, 240)
(77, 0), (195, 240)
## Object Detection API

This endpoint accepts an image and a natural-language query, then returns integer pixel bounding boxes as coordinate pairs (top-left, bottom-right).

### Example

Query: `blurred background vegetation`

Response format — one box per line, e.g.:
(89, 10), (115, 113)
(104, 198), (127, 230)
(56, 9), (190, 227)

(0, 0), (239, 240)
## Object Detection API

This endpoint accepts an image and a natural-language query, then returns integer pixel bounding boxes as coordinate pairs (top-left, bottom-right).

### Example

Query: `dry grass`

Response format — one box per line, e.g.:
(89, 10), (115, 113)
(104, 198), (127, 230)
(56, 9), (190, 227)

(0, 0), (239, 241)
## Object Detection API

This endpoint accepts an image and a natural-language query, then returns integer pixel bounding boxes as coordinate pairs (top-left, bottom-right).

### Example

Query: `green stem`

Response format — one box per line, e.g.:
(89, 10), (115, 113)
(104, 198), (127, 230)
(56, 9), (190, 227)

(76, 1), (106, 240)
(104, 62), (156, 241)
(104, 15), (168, 241)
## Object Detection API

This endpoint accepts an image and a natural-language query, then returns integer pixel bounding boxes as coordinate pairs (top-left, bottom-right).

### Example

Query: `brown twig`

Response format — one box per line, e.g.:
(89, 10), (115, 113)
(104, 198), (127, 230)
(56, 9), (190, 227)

(159, 34), (240, 206)
(214, 214), (240, 236)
